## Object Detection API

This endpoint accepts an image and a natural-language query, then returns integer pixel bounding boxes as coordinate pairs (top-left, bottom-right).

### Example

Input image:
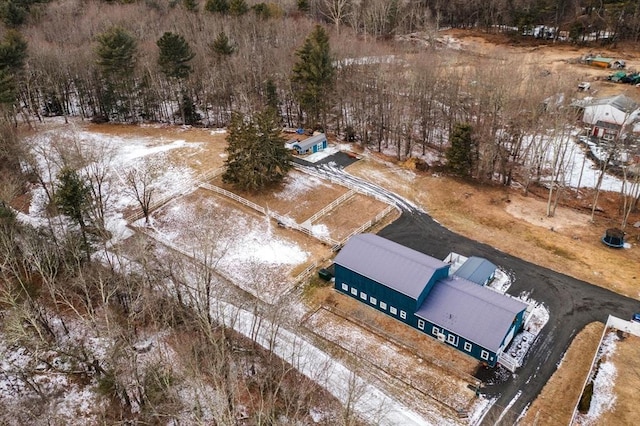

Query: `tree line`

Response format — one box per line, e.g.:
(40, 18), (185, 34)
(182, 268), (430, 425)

(0, 0), (637, 210)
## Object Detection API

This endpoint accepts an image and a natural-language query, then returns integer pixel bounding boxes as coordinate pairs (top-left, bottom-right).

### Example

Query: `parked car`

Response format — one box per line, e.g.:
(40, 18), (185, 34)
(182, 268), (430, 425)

(577, 82), (591, 91)
(632, 313), (640, 323)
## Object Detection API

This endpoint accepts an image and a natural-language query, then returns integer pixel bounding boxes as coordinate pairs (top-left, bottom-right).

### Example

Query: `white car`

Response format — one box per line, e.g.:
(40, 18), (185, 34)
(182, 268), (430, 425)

(578, 82), (591, 91)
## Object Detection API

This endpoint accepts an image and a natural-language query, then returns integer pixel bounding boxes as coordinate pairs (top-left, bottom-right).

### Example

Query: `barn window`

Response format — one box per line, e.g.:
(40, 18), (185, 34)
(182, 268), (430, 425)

(432, 326), (440, 336)
(341, 283), (348, 291)
(417, 319), (425, 330)
(350, 287), (358, 295)
(400, 310), (406, 319)
(360, 291), (367, 300)
(370, 296), (377, 305)
(481, 350), (489, 360)
(447, 334), (458, 346)
(390, 306), (397, 315)
(464, 342), (472, 352)
(379, 301), (387, 310)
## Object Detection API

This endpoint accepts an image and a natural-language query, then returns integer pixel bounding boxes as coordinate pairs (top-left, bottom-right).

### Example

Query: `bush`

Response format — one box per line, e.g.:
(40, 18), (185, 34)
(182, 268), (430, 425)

(578, 381), (594, 413)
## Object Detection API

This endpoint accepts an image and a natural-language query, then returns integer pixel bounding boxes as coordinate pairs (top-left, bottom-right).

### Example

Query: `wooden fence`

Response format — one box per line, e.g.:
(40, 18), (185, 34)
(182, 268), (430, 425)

(125, 167), (223, 223)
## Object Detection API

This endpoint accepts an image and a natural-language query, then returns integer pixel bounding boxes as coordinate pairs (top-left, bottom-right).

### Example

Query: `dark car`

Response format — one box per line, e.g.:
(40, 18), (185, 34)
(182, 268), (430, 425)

(632, 313), (640, 323)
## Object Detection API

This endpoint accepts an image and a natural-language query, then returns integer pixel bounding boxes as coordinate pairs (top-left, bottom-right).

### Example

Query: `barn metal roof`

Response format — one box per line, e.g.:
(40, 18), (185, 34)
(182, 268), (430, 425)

(586, 94), (638, 114)
(293, 133), (327, 151)
(453, 256), (497, 286)
(415, 276), (528, 352)
(334, 233), (448, 300)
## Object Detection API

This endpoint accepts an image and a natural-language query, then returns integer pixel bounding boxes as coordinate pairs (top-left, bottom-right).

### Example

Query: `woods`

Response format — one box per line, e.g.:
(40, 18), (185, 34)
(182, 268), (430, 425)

(0, 0), (613, 194)
(0, 0), (640, 424)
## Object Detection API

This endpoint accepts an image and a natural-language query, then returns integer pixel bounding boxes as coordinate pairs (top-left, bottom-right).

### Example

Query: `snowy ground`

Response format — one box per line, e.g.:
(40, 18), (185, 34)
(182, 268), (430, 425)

(573, 331), (618, 425)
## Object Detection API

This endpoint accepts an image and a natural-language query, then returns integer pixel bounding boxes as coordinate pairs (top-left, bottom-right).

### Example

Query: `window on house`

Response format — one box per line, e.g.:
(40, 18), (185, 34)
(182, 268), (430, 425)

(481, 350), (489, 360)
(400, 310), (406, 319)
(350, 287), (358, 295)
(417, 319), (425, 330)
(360, 291), (367, 300)
(464, 342), (472, 352)
(390, 306), (397, 315)
(370, 296), (377, 305)
(447, 334), (457, 346)
(432, 326), (440, 336)
(379, 301), (387, 310)
(341, 283), (348, 291)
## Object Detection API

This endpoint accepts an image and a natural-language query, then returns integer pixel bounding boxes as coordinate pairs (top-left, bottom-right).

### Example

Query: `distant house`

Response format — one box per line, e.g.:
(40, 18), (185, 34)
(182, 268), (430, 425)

(453, 256), (497, 286)
(292, 133), (327, 155)
(334, 234), (528, 367)
(575, 94), (639, 141)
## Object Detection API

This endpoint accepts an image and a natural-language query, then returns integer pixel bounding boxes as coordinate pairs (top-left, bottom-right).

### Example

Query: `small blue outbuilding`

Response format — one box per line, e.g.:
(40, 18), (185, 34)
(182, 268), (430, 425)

(333, 234), (528, 367)
(453, 256), (497, 286)
(292, 133), (327, 155)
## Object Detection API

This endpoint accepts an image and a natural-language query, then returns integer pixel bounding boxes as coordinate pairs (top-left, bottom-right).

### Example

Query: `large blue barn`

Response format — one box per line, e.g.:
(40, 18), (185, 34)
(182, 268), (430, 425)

(333, 234), (527, 367)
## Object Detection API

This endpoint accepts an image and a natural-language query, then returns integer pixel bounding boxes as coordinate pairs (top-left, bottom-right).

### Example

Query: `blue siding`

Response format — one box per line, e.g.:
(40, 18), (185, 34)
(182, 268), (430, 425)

(335, 264), (505, 366)
(416, 316), (498, 366)
(335, 264), (416, 325)
(334, 262), (522, 368)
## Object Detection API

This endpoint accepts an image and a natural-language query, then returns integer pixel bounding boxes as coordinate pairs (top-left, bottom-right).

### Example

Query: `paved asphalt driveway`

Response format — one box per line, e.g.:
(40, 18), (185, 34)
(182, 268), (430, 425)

(379, 210), (639, 424)
(297, 151), (638, 423)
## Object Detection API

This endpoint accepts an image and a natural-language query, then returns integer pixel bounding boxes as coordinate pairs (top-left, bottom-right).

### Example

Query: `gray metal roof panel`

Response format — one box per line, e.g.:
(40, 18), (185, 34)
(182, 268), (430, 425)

(453, 256), (497, 285)
(415, 276), (528, 352)
(587, 94), (638, 113)
(334, 234), (447, 300)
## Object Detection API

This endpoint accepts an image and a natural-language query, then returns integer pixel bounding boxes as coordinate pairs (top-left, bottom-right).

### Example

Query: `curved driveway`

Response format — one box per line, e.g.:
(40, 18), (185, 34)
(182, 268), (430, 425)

(379, 210), (639, 424)
(301, 153), (639, 423)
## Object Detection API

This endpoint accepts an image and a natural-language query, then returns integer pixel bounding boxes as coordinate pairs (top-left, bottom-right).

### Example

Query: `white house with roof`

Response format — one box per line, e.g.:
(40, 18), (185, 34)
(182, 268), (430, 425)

(577, 94), (639, 140)
(333, 234), (528, 368)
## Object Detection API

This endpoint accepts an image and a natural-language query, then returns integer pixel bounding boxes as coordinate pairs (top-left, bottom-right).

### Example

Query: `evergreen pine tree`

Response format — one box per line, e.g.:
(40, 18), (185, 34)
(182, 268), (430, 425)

(95, 26), (137, 121)
(0, 30), (26, 108)
(252, 2), (271, 19)
(229, 0), (248, 16)
(291, 25), (334, 129)
(55, 167), (93, 261)
(157, 32), (195, 80)
(211, 31), (234, 57)
(179, 93), (201, 125)
(96, 26), (137, 78)
(223, 110), (292, 191)
(296, 0), (309, 12)
(183, 0), (198, 12)
(264, 78), (279, 115)
(445, 123), (476, 177)
(0, 1), (27, 28)
(205, 0), (228, 14)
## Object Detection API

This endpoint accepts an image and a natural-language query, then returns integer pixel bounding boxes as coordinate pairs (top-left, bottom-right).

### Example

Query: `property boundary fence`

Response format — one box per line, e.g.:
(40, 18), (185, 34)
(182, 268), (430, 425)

(334, 204), (396, 251)
(319, 305), (480, 388)
(304, 305), (481, 417)
(293, 164), (397, 207)
(200, 182), (266, 215)
(304, 189), (356, 225)
(569, 315), (640, 425)
(125, 167), (223, 223)
(199, 182), (343, 247)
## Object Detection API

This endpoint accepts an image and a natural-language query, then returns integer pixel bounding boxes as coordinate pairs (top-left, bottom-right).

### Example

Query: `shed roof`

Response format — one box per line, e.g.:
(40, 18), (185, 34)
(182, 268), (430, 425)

(453, 256), (497, 285)
(586, 94), (638, 114)
(415, 276), (528, 352)
(293, 133), (327, 151)
(334, 234), (447, 300)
